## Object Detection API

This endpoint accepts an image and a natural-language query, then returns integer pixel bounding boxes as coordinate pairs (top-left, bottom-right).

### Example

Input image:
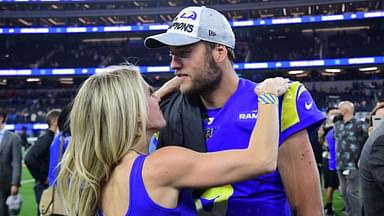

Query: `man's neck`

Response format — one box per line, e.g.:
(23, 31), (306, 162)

(200, 73), (239, 109)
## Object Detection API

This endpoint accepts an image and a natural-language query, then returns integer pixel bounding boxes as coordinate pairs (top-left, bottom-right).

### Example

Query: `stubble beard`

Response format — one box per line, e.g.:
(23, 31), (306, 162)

(182, 53), (223, 96)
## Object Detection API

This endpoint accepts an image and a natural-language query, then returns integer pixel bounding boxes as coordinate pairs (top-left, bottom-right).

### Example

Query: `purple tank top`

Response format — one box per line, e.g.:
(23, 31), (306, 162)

(98, 155), (196, 216)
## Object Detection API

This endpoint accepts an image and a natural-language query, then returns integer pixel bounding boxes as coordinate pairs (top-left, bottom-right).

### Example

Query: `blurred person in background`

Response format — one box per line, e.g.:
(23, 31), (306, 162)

(359, 102), (384, 216)
(318, 107), (340, 216)
(48, 104), (71, 185)
(24, 109), (61, 216)
(56, 66), (290, 216)
(334, 101), (368, 216)
(367, 102), (384, 135)
(0, 109), (22, 216)
(17, 126), (30, 150)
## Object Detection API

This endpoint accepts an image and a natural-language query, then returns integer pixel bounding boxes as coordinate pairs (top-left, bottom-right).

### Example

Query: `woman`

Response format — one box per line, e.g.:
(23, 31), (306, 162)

(57, 65), (290, 216)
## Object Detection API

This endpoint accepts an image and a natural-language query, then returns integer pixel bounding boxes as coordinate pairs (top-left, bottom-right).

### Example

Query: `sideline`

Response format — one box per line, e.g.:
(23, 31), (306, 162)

(21, 179), (34, 184)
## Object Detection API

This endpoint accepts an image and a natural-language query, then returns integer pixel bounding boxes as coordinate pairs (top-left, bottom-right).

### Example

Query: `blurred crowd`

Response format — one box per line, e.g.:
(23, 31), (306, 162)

(1, 89), (74, 124)
(0, 79), (382, 125)
(1, 27), (383, 69)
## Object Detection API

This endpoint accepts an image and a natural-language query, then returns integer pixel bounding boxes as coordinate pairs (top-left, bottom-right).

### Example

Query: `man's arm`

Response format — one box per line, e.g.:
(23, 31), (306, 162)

(11, 134), (22, 194)
(278, 129), (323, 216)
(24, 133), (51, 181)
(370, 135), (384, 192)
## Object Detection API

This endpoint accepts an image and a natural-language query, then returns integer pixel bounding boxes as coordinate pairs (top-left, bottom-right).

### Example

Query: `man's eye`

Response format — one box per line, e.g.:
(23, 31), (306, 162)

(170, 51), (191, 58)
(178, 51), (191, 58)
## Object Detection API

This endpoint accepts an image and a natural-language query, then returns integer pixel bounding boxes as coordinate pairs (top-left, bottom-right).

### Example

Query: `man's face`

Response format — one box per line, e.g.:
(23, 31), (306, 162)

(338, 104), (349, 116)
(170, 42), (222, 95)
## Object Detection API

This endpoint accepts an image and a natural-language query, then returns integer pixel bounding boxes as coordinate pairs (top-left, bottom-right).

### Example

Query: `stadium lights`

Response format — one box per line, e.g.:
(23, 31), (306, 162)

(302, 26), (370, 33)
(325, 69), (341, 73)
(17, 18), (32, 26)
(0, 56), (382, 76)
(26, 78), (41, 82)
(82, 37), (128, 42)
(2, 11), (384, 35)
(129, 37), (143, 41)
(358, 67), (378, 72)
(59, 77), (74, 84)
(288, 70), (305, 75)
(320, 71), (337, 76)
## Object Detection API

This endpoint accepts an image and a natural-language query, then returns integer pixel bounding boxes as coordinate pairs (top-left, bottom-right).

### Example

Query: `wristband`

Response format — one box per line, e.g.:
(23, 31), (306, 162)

(258, 93), (278, 105)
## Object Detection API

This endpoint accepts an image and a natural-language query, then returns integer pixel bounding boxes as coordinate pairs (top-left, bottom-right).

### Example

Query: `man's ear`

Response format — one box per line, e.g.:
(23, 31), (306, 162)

(213, 44), (228, 63)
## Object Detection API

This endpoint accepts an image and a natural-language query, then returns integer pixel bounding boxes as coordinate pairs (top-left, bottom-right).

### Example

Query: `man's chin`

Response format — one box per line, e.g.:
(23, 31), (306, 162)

(147, 123), (166, 133)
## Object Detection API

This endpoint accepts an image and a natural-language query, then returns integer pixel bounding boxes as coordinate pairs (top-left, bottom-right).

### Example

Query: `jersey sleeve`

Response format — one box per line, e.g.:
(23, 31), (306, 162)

(279, 81), (325, 144)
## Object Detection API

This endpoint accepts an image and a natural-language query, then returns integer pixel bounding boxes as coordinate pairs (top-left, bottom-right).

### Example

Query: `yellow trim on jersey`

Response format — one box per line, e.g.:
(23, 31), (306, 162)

(153, 131), (159, 140)
(281, 81), (303, 132)
(298, 83), (306, 97)
(195, 184), (234, 213)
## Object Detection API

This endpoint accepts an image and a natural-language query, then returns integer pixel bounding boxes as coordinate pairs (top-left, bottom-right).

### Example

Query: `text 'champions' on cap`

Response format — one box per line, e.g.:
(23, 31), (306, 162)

(144, 6), (235, 49)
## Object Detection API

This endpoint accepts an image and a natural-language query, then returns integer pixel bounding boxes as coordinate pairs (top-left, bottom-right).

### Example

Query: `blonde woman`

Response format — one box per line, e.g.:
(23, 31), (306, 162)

(57, 66), (290, 216)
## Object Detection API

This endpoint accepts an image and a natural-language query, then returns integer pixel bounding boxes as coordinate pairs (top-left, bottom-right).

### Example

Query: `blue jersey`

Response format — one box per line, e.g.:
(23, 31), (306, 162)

(48, 132), (70, 185)
(197, 79), (325, 216)
(325, 128), (337, 171)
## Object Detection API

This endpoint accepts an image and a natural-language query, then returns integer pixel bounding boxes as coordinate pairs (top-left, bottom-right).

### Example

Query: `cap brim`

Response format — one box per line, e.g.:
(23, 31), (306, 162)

(144, 32), (201, 48)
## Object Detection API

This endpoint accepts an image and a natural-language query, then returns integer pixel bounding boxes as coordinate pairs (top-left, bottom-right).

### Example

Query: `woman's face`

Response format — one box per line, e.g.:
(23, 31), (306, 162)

(145, 84), (166, 130)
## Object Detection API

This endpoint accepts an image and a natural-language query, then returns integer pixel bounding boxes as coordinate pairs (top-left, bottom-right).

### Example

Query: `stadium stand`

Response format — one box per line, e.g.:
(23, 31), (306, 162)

(0, 0), (383, 128)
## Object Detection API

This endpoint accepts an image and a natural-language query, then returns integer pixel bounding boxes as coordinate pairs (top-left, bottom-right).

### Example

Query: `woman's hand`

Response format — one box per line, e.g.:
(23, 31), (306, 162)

(255, 77), (291, 96)
(153, 76), (181, 100)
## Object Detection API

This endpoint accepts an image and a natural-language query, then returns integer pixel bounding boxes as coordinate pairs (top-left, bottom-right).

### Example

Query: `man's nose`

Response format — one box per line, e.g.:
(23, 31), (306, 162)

(170, 55), (182, 70)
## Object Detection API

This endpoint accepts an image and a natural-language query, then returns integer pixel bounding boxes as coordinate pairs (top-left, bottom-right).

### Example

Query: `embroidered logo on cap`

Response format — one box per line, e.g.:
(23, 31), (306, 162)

(209, 30), (216, 36)
(178, 10), (197, 20)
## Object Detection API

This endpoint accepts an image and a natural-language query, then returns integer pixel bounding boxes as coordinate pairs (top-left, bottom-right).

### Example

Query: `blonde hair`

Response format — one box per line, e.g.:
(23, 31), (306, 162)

(57, 66), (148, 216)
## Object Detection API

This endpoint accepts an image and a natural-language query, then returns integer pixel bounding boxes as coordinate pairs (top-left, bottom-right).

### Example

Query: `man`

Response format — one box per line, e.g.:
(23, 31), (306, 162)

(367, 101), (384, 135)
(145, 6), (325, 215)
(318, 107), (340, 216)
(334, 101), (368, 216)
(0, 110), (22, 216)
(359, 102), (384, 216)
(25, 109), (60, 215)
(48, 104), (71, 186)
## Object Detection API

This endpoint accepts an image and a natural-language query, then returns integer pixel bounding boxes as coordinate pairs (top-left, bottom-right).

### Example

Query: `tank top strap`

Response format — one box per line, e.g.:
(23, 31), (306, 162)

(126, 154), (147, 215)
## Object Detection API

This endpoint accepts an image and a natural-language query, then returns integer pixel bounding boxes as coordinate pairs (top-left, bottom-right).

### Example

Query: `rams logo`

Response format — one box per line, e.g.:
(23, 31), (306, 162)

(178, 10), (197, 20)
(238, 110), (258, 120)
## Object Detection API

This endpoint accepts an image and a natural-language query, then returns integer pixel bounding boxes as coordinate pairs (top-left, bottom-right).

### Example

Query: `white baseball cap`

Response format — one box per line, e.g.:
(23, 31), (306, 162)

(145, 6), (235, 49)
(6, 194), (22, 215)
